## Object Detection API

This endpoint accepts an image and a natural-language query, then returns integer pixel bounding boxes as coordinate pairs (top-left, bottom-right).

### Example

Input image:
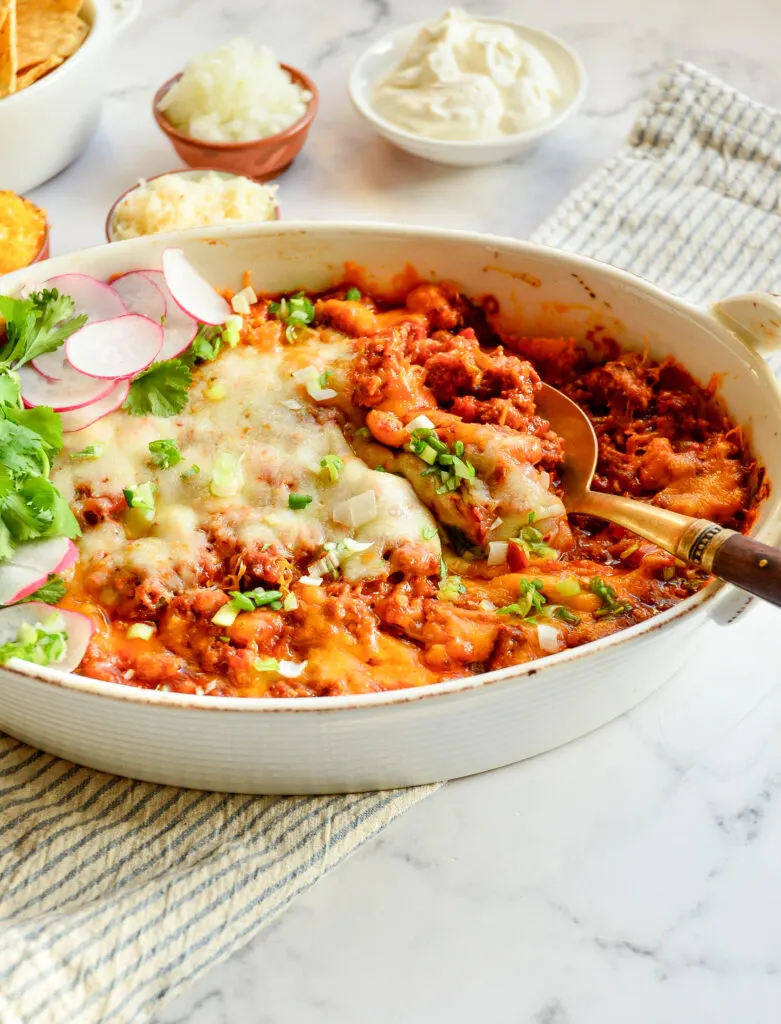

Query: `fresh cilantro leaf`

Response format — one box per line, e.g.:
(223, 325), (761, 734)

(3, 405), (63, 455)
(0, 368), (21, 408)
(0, 519), (13, 561)
(148, 438), (182, 470)
(20, 574), (66, 605)
(123, 360), (192, 417)
(0, 290), (87, 369)
(2, 476), (79, 541)
(0, 419), (51, 479)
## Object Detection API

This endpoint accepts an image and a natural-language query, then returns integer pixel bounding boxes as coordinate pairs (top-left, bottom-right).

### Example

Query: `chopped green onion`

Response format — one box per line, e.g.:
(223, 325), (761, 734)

(181, 464), (201, 481)
(496, 578), (546, 619)
(422, 525), (438, 541)
(254, 657), (280, 673)
(123, 482), (156, 520)
(354, 426), (371, 438)
(320, 454), (343, 482)
(555, 578), (581, 598)
(204, 382), (226, 401)
(553, 606), (581, 626)
(148, 438), (181, 470)
(0, 614), (68, 667)
(345, 287), (361, 301)
(590, 577), (632, 617)
(318, 370), (331, 389)
(70, 443), (105, 461)
(210, 452), (244, 498)
(437, 575), (466, 602)
(222, 315), (242, 348)
(282, 592), (298, 611)
(211, 603), (240, 628)
(289, 492), (313, 510)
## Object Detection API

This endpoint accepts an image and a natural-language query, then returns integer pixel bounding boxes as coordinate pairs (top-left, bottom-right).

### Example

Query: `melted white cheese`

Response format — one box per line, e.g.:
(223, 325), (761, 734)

(54, 339), (441, 588)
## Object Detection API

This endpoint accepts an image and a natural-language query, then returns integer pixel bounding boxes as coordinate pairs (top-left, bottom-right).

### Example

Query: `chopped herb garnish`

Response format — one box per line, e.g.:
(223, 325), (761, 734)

(407, 427), (477, 495)
(590, 576), (632, 617)
(269, 294), (316, 341)
(422, 525), (438, 541)
(437, 575), (466, 602)
(181, 464), (201, 480)
(553, 606), (581, 626)
(70, 442), (106, 461)
(123, 359), (192, 417)
(0, 290), (87, 370)
(289, 492), (313, 510)
(345, 287), (361, 301)
(496, 578), (546, 619)
(374, 465), (386, 472)
(320, 454), (343, 482)
(253, 657), (280, 673)
(148, 438), (181, 470)
(122, 481), (156, 520)
(513, 512), (557, 561)
(0, 612), (68, 666)
(354, 426), (371, 438)
(185, 324), (223, 364)
(19, 574), (66, 606)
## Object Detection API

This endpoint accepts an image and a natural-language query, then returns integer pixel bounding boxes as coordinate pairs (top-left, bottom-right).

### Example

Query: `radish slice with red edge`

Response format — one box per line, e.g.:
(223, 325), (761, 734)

(60, 379), (129, 432)
(161, 247), (231, 326)
(19, 363), (114, 411)
(38, 273), (126, 321)
(31, 274), (128, 381)
(0, 602), (94, 674)
(111, 271), (166, 322)
(137, 269), (198, 359)
(0, 538), (77, 605)
(66, 314), (163, 380)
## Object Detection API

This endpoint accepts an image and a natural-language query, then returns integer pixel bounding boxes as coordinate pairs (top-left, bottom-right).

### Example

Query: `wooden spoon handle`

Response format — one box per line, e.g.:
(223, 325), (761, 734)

(575, 491), (781, 608)
(708, 532), (781, 607)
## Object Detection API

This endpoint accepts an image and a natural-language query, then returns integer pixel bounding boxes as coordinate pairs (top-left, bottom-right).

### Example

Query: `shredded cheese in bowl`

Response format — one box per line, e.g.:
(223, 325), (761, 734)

(109, 171), (278, 241)
(157, 37), (313, 144)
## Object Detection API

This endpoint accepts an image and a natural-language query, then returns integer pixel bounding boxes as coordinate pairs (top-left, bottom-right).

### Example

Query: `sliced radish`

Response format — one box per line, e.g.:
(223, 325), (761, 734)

(19, 363), (114, 412)
(0, 602), (94, 673)
(0, 538), (77, 605)
(38, 273), (126, 321)
(65, 315), (163, 380)
(111, 271), (167, 322)
(60, 380), (129, 432)
(162, 247), (231, 326)
(138, 270), (198, 358)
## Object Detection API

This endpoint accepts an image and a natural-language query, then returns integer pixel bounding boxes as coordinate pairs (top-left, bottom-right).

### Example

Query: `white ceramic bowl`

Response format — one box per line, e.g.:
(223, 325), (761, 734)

(348, 19), (587, 167)
(0, 0), (141, 194)
(1, 222), (780, 794)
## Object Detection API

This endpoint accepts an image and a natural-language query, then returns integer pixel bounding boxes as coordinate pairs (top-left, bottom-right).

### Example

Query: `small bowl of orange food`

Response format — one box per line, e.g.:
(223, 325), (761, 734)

(152, 38), (318, 182)
(0, 191), (49, 275)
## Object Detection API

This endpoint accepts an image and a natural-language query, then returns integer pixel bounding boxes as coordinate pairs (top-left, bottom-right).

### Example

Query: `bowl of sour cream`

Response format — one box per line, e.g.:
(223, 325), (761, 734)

(348, 8), (587, 167)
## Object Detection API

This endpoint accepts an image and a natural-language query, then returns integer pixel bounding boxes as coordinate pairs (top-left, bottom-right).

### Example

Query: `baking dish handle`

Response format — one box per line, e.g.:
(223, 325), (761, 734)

(712, 291), (781, 356)
(113, 0), (142, 35)
(707, 290), (781, 624)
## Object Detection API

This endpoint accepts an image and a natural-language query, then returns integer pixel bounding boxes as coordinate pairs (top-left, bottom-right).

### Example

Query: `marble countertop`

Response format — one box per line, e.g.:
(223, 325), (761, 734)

(29, 0), (781, 1021)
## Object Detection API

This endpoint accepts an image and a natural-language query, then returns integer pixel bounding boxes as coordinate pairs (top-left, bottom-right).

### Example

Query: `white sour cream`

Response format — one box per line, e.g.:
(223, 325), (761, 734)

(373, 8), (562, 141)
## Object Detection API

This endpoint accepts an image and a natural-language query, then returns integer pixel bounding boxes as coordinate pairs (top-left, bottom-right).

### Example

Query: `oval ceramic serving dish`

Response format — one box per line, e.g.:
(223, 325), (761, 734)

(1, 222), (780, 794)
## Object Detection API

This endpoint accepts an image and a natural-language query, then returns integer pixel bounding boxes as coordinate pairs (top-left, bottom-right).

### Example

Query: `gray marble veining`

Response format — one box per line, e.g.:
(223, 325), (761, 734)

(29, 0), (781, 1021)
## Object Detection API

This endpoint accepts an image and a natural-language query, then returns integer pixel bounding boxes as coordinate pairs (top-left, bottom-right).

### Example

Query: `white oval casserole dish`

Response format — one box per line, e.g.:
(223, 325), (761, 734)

(0, 222), (779, 794)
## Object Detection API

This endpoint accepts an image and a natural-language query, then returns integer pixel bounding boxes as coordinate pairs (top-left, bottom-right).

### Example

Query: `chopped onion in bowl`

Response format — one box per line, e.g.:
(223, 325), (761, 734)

(158, 37), (312, 143)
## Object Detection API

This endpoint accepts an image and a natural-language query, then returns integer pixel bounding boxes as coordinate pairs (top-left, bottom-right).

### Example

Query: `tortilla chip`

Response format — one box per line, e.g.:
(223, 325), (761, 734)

(49, 0), (83, 12)
(0, 0), (17, 100)
(16, 1), (88, 68)
(16, 52), (61, 89)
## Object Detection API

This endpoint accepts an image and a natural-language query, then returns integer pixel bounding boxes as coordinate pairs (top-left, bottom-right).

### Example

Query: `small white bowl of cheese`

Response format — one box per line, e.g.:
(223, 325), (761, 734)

(106, 169), (279, 243)
(348, 9), (587, 167)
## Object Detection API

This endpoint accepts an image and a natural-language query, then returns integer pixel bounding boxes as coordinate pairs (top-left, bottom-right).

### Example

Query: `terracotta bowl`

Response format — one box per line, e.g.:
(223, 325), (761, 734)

(104, 168), (280, 243)
(152, 66), (318, 182)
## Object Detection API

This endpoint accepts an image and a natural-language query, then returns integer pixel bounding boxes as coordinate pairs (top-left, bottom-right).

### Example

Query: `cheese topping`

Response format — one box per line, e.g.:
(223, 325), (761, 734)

(53, 339), (441, 598)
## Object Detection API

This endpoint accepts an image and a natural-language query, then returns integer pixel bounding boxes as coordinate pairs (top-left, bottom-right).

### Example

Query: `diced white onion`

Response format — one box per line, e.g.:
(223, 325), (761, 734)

(278, 659), (307, 678)
(293, 365), (337, 402)
(332, 490), (377, 529)
(487, 541), (508, 565)
(231, 292), (251, 315)
(298, 575), (322, 587)
(282, 399), (302, 411)
(539, 470), (551, 489)
(127, 622), (155, 640)
(341, 538), (374, 554)
(479, 599), (496, 611)
(537, 622), (561, 653)
(488, 516), (503, 532)
(406, 414), (435, 432)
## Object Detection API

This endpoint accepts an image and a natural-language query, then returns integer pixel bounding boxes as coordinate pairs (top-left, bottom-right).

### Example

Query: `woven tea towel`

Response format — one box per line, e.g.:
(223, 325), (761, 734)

(1, 59), (780, 1024)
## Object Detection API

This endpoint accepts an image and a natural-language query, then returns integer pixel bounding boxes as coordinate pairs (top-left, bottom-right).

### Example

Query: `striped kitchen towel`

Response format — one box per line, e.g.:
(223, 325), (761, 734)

(2, 59), (781, 1024)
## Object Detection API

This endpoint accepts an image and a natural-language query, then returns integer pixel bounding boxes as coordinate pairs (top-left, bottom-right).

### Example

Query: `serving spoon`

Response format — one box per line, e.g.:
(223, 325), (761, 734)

(536, 384), (781, 608)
